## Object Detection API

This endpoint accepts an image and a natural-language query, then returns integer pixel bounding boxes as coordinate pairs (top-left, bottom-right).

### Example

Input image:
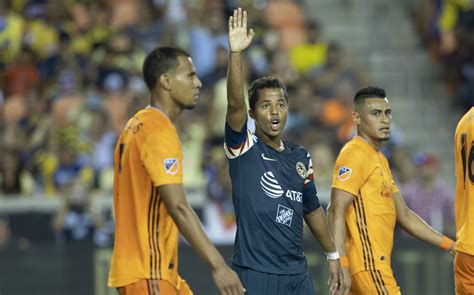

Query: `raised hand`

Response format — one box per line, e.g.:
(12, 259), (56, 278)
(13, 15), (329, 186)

(228, 7), (255, 53)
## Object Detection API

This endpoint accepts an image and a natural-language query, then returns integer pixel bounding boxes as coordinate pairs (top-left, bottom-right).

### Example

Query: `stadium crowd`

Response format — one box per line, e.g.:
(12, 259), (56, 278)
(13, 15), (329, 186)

(410, 0), (474, 111)
(0, 0), (456, 247)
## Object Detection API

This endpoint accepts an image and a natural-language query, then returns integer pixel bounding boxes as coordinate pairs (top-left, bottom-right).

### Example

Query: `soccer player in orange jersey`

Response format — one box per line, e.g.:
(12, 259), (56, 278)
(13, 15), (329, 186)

(454, 107), (474, 295)
(108, 47), (244, 295)
(328, 86), (455, 295)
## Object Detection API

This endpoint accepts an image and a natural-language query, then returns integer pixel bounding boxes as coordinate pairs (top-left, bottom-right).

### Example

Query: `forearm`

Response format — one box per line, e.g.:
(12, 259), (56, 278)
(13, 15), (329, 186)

(304, 207), (337, 253)
(399, 209), (448, 247)
(227, 52), (246, 109)
(328, 206), (348, 256)
(171, 203), (226, 270)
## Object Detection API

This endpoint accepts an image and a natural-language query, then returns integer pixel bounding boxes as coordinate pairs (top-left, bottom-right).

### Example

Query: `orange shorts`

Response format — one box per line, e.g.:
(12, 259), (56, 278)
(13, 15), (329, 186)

(118, 278), (193, 295)
(350, 269), (401, 295)
(454, 251), (474, 295)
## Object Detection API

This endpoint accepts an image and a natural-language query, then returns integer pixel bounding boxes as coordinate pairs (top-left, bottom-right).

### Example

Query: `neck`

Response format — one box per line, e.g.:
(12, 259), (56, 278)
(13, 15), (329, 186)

(356, 132), (381, 151)
(150, 97), (182, 122)
(255, 129), (283, 151)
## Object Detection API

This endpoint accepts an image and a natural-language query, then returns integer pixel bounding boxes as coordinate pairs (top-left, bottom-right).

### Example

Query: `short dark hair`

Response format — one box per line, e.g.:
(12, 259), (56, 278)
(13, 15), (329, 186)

(142, 46), (190, 92)
(248, 76), (288, 110)
(354, 86), (386, 107)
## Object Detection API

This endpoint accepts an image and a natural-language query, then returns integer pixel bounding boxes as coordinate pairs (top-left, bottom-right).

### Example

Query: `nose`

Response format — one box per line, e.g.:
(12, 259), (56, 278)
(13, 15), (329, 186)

(381, 113), (391, 124)
(270, 105), (278, 115)
(195, 77), (202, 89)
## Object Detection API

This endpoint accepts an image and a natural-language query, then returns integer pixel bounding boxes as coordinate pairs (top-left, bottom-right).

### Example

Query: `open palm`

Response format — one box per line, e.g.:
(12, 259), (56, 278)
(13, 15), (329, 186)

(228, 8), (255, 53)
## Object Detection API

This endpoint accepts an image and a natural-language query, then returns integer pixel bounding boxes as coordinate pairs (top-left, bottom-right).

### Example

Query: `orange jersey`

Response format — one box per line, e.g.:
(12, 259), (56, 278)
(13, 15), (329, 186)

(108, 107), (183, 288)
(332, 136), (399, 275)
(454, 107), (474, 256)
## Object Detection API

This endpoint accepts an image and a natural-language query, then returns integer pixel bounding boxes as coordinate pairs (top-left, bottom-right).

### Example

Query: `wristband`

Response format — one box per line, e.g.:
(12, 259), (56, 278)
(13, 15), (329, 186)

(326, 251), (340, 260)
(439, 236), (455, 250)
(340, 256), (349, 268)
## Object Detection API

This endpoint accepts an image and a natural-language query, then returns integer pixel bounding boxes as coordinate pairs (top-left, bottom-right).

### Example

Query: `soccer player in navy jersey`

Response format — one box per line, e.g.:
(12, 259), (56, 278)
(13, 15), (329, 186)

(223, 8), (345, 295)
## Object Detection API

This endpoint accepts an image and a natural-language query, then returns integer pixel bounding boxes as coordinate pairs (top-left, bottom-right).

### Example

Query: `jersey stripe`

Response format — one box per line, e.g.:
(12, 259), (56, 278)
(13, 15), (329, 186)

(147, 183), (156, 281)
(354, 194), (388, 294)
(358, 196), (389, 294)
(224, 130), (256, 159)
(156, 190), (162, 278)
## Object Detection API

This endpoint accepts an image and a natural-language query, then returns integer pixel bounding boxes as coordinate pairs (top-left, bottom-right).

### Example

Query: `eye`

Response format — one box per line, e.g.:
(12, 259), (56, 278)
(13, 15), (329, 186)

(262, 104), (269, 109)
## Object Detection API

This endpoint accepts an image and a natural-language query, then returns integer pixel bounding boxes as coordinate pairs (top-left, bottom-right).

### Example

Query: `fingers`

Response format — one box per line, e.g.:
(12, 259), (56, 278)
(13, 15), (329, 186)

(248, 28), (255, 39)
(230, 7), (247, 29)
(233, 8), (238, 29)
(237, 7), (242, 28)
(328, 273), (339, 295)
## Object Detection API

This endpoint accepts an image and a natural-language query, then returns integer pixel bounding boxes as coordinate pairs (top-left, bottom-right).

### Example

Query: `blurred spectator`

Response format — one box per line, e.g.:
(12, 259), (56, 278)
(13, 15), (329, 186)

(400, 152), (455, 235)
(390, 146), (416, 186)
(311, 41), (370, 98)
(308, 140), (336, 205)
(438, 0), (474, 55)
(125, 2), (167, 53)
(188, 6), (228, 86)
(0, 148), (28, 195)
(289, 19), (328, 76)
(1, 46), (40, 97)
(264, 0), (307, 50)
(83, 108), (116, 191)
(51, 179), (112, 246)
(203, 146), (236, 244)
(0, 1), (25, 66)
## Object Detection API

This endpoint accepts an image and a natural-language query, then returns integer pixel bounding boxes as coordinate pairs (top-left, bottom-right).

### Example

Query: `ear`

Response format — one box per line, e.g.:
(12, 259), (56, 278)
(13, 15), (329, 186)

(248, 109), (255, 119)
(159, 74), (171, 91)
(352, 111), (361, 126)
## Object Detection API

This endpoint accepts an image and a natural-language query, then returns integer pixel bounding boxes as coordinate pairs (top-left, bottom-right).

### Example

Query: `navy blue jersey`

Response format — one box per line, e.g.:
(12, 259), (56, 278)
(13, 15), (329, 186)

(224, 122), (321, 274)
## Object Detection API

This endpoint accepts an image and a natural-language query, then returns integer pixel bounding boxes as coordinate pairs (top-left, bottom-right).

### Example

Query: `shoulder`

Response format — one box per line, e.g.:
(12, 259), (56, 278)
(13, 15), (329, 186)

(126, 109), (178, 145)
(338, 140), (368, 158)
(284, 140), (311, 158)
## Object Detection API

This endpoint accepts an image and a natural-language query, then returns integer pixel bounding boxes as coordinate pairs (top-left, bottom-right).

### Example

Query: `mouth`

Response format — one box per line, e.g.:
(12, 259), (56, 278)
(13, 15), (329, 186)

(379, 127), (390, 133)
(270, 118), (280, 131)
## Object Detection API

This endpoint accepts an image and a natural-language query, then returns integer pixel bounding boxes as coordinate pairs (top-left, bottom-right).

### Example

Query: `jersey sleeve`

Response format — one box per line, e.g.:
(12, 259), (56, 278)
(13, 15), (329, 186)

(303, 153), (321, 213)
(224, 120), (256, 159)
(140, 129), (183, 187)
(331, 146), (367, 197)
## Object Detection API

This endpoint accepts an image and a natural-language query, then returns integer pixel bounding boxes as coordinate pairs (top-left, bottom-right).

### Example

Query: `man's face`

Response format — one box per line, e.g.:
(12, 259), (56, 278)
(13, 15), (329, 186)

(355, 97), (392, 142)
(250, 88), (288, 138)
(168, 56), (202, 110)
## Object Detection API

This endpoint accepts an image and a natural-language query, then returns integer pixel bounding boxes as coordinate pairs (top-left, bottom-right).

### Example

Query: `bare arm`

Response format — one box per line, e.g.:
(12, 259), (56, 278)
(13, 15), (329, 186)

(226, 8), (254, 131)
(394, 192), (454, 253)
(327, 188), (356, 295)
(158, 184), (244, 295)
(304, 207), (337, 253)
(304, 207), (343, 295)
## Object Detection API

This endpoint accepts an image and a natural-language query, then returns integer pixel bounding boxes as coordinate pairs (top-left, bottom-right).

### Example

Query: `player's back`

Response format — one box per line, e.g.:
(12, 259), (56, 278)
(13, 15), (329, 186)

(454, 107), (474, 255)
(108, 107), (183, 288)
